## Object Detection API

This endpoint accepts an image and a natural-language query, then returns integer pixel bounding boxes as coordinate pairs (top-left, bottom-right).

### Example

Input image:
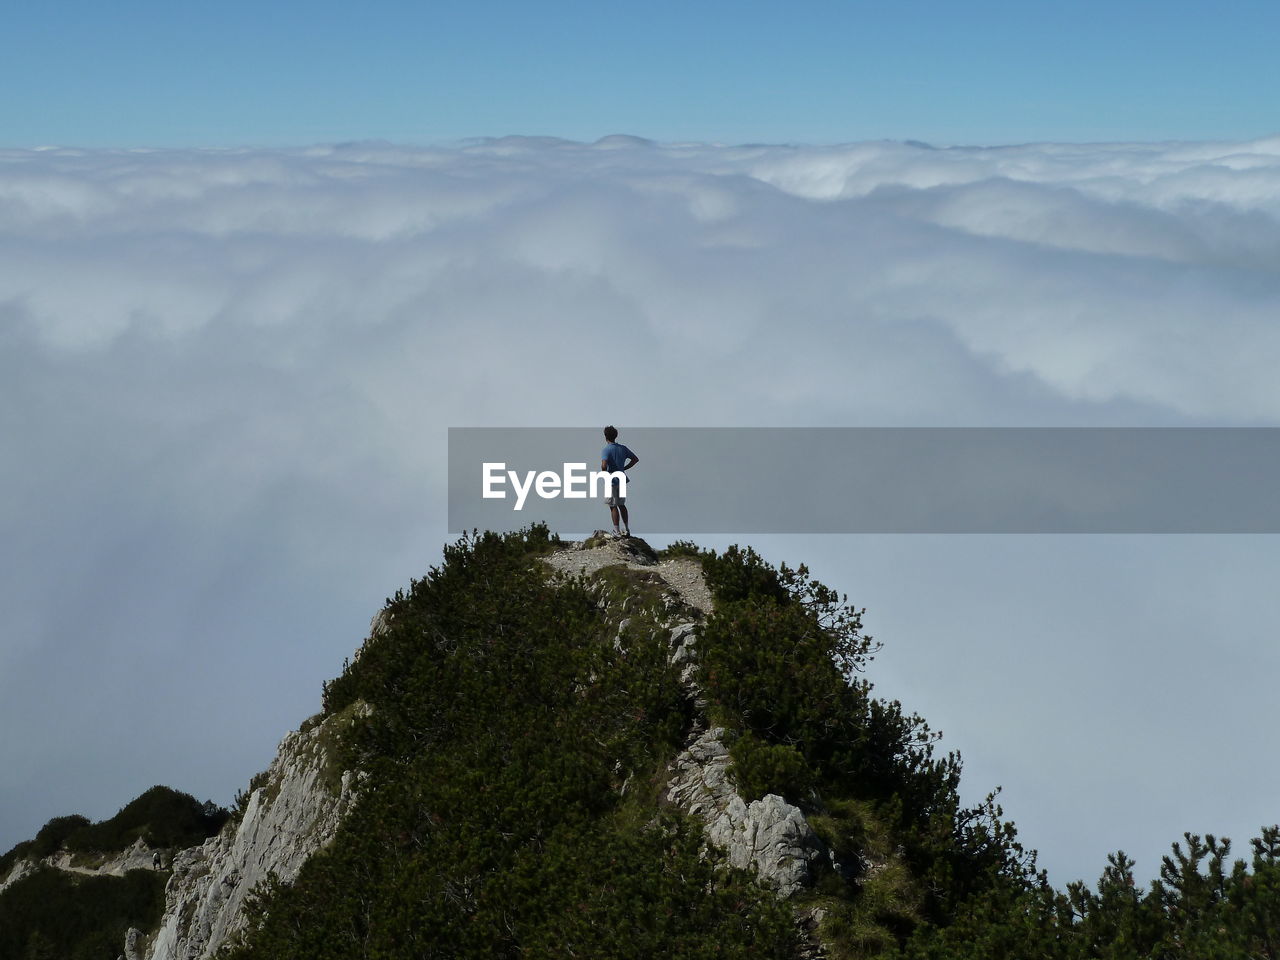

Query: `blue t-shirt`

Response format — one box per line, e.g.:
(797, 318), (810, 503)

(601, 442), (634, 473)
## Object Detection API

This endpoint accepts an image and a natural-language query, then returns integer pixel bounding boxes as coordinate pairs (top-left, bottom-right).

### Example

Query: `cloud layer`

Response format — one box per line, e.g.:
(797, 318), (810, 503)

(3, 135), (1279, 883)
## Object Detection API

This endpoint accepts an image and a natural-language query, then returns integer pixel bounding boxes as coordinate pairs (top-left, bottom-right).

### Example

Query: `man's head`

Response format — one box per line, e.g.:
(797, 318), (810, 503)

(604, 425), (618, 442)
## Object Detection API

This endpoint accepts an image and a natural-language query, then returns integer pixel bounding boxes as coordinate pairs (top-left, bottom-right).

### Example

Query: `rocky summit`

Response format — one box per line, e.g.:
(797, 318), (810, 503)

(123, 527), (997, 960)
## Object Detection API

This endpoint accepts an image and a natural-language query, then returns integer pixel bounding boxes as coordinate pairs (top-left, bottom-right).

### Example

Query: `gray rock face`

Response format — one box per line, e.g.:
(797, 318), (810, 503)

(667, 621), (701, 688)
(662, 615), (825, 899)
(0, 858), (36, 894)
(125, 926), (144, 960)
(667, 725), (825, 899)
(47, 836), (163, 877)
(658, 611), (827, 900)
(145, 703), (369, 960)
(0, 837), (167, 898)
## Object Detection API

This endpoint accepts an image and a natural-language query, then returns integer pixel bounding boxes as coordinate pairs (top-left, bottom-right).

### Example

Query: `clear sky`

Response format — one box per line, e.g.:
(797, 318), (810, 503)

(5, 0), (1279, 147)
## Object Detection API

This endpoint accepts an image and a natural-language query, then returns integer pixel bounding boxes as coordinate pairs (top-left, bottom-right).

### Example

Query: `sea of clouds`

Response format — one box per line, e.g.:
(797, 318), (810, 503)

(3, 135), (1279, 883)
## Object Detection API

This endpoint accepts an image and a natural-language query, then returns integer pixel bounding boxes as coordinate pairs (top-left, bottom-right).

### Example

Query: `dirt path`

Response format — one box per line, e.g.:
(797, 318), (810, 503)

(542, 534), (714, 616)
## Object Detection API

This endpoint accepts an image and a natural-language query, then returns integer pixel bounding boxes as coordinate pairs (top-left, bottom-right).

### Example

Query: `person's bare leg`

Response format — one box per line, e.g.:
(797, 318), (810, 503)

(618, 505), (630, 536)
(609, 505), (621, 535)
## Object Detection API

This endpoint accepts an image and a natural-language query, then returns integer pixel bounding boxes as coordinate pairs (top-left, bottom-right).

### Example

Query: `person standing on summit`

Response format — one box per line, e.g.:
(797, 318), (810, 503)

(601, 425), (638, 538)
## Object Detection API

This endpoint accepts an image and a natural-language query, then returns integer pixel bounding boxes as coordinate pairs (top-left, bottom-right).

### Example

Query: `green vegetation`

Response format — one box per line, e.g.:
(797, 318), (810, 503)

(0, 815), (90, 879)
(231, 527), (1280, 958)
(728, 731), (814, 803)
(228, 526), (797, 959)
(1, 787), (228, 876)
(900, 830), (1280, 960)
(219, 529), (1033, 958)
(0, 868), (166, 960)
(670, 540), (1280, 958)
(0, 787), (228, 960)
(9, 527), (1277, 959)
(692, 544), (1030, 954)
(62, 785), (229, 854)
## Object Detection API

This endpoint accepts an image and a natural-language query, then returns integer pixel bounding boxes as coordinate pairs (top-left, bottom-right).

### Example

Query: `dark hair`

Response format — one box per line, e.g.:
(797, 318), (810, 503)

(603, 425), (618, 442)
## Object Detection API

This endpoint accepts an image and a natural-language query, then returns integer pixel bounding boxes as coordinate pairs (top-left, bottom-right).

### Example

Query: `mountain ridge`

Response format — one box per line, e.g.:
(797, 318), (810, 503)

(5, 527), (1278, 960)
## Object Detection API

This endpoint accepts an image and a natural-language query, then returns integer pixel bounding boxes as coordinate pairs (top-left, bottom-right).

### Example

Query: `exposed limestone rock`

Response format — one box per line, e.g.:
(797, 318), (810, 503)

(576, 531), (659, 564)
(145, 702), (369, 960)
(0, 857), (36, 894)
(667, 621), (701, 689)
(660, 612), (825, 900)
(546, 541), (828, 907)
(543, 536), (713, 615)
(47, 836), (164, 877)
(350, 606), (395, 666)
(1, 837), (166, 897)
(125, 926), (145, 960)
(666, 726), (825, 899)
(127, 537), (823, 957)
(369, 607), (394, 639)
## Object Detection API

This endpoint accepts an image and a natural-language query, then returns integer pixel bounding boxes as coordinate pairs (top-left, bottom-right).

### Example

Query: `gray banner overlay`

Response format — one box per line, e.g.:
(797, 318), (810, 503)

(448, 428), (1280, 534)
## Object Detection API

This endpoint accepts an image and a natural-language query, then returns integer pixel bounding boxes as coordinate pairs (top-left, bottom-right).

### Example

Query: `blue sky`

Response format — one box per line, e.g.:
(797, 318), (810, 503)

(6, 0), (1279, 147)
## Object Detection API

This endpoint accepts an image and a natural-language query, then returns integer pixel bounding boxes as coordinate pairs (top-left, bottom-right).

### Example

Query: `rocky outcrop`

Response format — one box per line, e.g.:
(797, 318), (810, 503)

(552, 545), (831, 906)
(657, 610), (825, 900)
(145, 702), (369, 960)
(542, 535), (714, 616)
(46, 836), (165, 877)
(125, 926), (145, 960)
(133, 537), (821, 956)
(667, 621), (702, 690)
(0, 836), (166, 896)
(0, 857), (36, 894)
(667, 726), (825, 899)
